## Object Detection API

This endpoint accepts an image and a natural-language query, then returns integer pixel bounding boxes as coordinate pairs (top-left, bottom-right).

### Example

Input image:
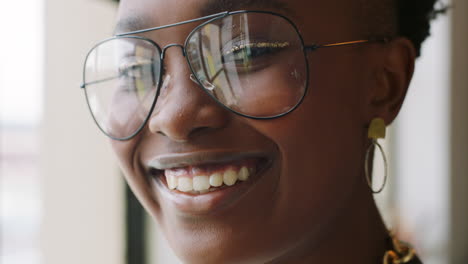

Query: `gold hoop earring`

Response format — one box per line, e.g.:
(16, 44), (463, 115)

(365, 118), (388, 194)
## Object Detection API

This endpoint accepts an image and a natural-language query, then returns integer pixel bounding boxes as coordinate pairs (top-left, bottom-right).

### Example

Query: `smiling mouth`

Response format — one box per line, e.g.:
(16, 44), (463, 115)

(147, 153), (271, 195)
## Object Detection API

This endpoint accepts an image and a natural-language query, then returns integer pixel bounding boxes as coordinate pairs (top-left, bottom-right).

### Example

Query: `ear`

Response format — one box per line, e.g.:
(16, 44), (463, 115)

(366, 37), (416, 126)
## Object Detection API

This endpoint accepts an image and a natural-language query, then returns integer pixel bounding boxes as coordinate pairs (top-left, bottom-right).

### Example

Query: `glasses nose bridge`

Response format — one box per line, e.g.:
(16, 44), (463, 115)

(161, 43), (186, 60)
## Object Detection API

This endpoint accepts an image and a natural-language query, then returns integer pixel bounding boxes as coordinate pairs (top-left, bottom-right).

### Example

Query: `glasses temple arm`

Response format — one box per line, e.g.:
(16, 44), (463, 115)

(80, 75), (123, 89)
(304, 38), (390, 52)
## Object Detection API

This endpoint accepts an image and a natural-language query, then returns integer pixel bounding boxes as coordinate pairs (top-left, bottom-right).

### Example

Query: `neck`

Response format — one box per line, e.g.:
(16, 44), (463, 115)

(272, 184), (389, 264)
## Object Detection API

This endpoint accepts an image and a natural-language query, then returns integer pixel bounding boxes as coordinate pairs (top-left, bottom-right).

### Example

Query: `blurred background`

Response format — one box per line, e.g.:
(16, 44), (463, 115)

(0, 0), (466, 263)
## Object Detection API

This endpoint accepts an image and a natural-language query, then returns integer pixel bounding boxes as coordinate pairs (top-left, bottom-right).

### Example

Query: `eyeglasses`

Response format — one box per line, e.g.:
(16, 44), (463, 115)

(81, 10), (386, 140)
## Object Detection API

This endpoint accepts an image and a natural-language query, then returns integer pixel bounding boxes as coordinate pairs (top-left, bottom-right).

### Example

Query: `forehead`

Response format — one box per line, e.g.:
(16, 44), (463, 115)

(116, 0), (361, 40)
(117, 0), (289, 31)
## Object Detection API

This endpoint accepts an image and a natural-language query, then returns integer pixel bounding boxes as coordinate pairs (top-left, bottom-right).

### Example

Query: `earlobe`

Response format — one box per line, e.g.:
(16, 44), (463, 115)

(369, 37), (416, 125)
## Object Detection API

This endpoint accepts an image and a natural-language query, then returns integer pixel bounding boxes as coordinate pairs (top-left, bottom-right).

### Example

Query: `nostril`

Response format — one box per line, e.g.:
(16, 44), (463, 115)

(146, 72), (230, 140)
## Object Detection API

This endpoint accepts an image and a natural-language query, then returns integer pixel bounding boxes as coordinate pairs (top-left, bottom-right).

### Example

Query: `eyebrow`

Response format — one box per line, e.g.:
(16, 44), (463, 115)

(114, 0), (292, 35)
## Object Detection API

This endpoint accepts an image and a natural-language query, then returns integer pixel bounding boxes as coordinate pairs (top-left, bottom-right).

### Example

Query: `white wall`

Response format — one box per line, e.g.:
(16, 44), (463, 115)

(40, 1), (123, 264)
(1, 1), (44, 263)
(392, 0), (468, 264)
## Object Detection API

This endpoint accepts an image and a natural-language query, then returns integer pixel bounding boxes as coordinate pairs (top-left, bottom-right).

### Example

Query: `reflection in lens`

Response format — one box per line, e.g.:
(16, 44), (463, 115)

(187, 12), (307, 118)
(83, 37), (161, 139)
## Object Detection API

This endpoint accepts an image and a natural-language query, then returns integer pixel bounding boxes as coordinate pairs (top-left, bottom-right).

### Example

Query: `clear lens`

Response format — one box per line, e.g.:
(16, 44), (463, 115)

(83, 37), (161, 139)
(186, 12), (308, 118)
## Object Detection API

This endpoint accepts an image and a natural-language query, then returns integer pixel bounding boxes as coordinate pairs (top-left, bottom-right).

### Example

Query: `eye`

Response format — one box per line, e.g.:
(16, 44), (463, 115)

(222, 41), (291, 65)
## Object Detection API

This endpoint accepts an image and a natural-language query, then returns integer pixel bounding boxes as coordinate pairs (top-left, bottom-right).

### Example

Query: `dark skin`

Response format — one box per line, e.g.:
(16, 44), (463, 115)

(111, 0), (416, 263)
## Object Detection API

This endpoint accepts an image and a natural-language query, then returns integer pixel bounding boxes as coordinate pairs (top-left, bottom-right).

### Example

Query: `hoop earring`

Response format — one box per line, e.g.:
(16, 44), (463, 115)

(365, 118), (388, 194)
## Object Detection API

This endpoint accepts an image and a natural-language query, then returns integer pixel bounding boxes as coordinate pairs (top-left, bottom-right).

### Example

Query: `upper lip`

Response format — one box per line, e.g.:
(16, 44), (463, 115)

(146, 150), (271, 171)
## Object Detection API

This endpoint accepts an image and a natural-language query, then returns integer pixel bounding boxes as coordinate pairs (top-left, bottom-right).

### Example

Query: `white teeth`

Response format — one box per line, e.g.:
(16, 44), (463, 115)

(177, 177), (193, 192)
(238, 166), (249, 181)
(165, 166), (255, 193)
(209, 173), (223, 187)
(223, 170), (238, 186)
(193, 176), (211, 191)
(167, 175), (178, 190)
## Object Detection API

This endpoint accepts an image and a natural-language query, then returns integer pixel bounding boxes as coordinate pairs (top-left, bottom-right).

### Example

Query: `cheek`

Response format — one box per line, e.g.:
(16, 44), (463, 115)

(110, 138), (160, 216)
(244, 54), (367, 237)
(110, 140), (139, 191)
(109, 140), (133, 171)
(234, 61), (307, 116)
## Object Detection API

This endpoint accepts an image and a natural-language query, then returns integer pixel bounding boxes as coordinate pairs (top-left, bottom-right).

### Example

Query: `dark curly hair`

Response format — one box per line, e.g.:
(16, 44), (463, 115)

(397, 0), (447, 57)
(361, 0), (447, 57)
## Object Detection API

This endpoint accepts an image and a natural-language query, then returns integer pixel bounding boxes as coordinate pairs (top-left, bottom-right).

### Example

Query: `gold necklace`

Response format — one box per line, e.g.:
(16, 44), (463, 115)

(383, 232), (417, 264)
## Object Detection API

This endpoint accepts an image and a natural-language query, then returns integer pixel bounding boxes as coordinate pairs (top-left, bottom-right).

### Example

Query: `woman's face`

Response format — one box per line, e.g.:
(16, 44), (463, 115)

(111, 0), (387, 263)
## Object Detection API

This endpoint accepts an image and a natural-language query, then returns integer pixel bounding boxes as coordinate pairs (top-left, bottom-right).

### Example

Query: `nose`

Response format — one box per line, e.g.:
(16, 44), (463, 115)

(147, 47), (230, 142)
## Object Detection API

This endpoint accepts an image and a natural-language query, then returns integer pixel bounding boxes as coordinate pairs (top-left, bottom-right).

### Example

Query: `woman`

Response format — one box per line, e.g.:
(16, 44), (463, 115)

(81, 0), (444, 263)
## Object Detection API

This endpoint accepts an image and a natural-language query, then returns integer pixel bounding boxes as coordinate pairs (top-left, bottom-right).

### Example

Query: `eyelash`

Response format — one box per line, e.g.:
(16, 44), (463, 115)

(223, 41), (291, 56)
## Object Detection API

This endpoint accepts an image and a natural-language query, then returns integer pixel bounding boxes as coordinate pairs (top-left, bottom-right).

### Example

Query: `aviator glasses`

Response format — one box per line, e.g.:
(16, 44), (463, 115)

(81, 10), (381, 140)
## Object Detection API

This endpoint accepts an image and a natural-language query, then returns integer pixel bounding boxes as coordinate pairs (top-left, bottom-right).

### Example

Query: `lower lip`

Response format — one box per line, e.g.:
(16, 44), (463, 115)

(151, 161), (269, 216)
